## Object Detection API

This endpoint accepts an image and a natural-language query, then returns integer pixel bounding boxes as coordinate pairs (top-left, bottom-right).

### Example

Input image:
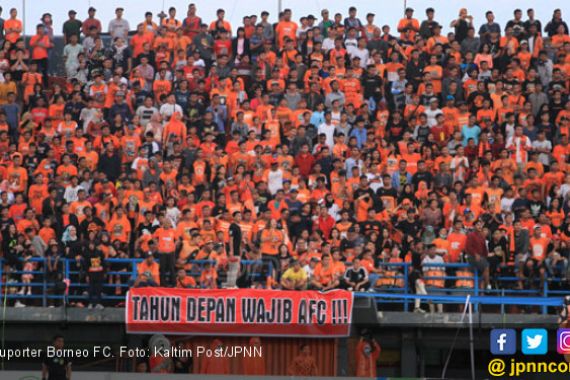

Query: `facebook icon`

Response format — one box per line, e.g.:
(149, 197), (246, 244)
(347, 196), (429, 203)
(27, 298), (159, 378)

(490, 329), (516, 355)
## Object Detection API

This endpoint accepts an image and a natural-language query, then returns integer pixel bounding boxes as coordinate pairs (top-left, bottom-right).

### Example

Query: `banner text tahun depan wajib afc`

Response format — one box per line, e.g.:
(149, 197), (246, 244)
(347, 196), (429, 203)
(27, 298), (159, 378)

(126, 288), (353, 337)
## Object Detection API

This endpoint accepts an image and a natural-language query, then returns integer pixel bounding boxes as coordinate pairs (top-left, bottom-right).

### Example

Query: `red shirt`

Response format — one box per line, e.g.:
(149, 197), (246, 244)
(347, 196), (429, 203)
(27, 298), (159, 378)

(317, 215), (336, 239)
(294, 153), (315, 177)
(465, 231), (488, 258)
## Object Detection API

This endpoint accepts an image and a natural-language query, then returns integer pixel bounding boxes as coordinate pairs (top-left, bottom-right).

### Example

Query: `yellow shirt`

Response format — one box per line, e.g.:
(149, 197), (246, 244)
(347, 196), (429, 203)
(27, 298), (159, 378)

(281, 267), (307, 282)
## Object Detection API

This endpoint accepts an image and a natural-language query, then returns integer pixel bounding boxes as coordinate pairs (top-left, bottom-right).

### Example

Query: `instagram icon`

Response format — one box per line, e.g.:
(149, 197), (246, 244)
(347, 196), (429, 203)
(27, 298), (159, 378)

(557, 329), (570, 354)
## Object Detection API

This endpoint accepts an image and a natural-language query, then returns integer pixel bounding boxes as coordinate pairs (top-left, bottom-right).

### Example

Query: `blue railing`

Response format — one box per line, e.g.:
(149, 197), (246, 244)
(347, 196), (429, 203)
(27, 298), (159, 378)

(0, 258), (566, 313)
(365, 261), (567, 314)
(0, 257), (266, 306)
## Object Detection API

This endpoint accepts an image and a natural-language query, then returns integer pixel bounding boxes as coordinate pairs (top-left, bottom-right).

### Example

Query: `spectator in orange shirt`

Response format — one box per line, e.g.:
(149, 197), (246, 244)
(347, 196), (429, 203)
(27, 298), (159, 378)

(175, 269), (197, 288)
(135, 252), (160, 287)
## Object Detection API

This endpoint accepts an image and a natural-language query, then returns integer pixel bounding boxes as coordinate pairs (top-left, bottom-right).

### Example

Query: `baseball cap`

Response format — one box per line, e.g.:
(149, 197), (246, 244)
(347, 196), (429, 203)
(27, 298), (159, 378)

(88, 7), (96, 12)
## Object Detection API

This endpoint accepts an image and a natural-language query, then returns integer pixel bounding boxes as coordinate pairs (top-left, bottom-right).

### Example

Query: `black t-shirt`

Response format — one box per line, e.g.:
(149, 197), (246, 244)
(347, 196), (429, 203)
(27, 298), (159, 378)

(344, 267), (367, 283)
(412, 171), (433, 190)
(79, 217), (106, 239)
(229, 222), (242, 254)
(397, 219), (422, 238)
(43, 352), (70, 380)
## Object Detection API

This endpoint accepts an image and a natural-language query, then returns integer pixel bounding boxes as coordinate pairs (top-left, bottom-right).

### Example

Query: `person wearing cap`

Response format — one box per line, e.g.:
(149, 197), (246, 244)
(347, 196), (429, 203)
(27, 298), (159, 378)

(398, 7), (419, 42)
(82, 6), (102, 36)
(108, 7), (130, 41)
(281, 259), (308, 290)
(426, 22), (448, 53)
(62, 10), (82, 44)
(192, 22), (214, 62)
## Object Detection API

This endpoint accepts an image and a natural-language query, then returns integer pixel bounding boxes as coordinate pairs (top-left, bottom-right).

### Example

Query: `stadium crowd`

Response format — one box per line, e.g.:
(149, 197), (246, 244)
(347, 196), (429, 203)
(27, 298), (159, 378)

(0, 3), (569, 311)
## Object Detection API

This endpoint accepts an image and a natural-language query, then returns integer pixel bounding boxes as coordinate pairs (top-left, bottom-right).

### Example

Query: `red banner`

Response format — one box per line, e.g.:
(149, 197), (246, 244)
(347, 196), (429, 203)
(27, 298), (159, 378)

(126, 287), (353, 337)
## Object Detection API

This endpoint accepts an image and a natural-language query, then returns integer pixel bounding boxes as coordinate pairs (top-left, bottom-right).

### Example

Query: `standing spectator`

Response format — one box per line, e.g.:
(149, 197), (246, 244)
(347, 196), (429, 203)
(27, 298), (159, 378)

(29, 24), (52, 85)
(544, 9), (568, 37)
(62, 34), (83, 78)
(4, 8), (22, 44)
(465, 219), (490, 290)
(42, 336), (72, 380)
(84, 239), (106, 309)
(108, 7), (130, 41)
(62, 10), (82, 44)
(153, 219), (177, 286)
(419, 7), (437, 40)
(40, 13), (55, 75)
(478, 11), (501, 44)
(82, 7), (102, 36)
(397, 7), (420, 42)
(451, 8), (474, 43)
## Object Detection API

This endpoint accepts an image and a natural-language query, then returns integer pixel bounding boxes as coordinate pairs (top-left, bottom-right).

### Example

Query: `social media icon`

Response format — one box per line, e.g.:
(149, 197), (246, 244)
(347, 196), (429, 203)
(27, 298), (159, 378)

(490, 329), (516, 355)
(522, 329), (548, 355)
(557, 329), (570, 354)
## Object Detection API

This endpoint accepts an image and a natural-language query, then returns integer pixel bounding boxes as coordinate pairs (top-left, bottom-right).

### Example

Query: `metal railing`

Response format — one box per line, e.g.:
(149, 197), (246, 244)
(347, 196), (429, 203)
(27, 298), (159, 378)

(0, 258), (566, 313)
(363, 261), (567, 314)
(0, 257), (267, 306)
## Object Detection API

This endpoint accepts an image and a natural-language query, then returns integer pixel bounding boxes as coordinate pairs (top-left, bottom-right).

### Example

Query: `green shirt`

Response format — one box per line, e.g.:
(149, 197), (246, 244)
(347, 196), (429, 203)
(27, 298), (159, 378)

(62, 19), (82, 40)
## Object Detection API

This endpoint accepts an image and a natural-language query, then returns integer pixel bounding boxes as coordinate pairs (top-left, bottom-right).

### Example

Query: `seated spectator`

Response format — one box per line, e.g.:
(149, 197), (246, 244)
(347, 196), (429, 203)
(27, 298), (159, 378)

(281, 259), (308, 290)
(134, 252), (160, 287)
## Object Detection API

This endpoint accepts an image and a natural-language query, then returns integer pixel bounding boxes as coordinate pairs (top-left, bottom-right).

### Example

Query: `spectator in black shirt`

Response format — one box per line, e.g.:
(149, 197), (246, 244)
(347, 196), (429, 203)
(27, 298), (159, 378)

(412, 160), (434, 191)
(544, 9), (568, 37)
(42, 335), (71, 380)
(397, 209), (422, 240)
(523, 9), (542, 35)
(229, 211), (243, 257)
(78, 207), (105, 240)
(342, 258), (370, 290)
(84, 240), (106, 309)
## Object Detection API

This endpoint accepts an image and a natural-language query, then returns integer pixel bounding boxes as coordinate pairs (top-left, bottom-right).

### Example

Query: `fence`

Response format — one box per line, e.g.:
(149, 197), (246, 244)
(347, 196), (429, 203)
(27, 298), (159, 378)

(361, 261), (567, 314)
(0, 258), (567, 313)
(0, 257), (267, 307)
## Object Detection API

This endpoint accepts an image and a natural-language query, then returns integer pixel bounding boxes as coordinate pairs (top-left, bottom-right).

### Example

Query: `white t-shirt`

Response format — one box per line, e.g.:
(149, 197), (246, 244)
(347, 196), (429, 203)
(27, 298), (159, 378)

(318, 122), (336, 148)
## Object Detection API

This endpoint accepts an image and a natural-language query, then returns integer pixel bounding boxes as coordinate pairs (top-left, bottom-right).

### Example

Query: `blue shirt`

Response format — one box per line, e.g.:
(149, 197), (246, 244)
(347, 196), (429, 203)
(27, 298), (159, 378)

(310, 111), (325, 127)
(350, 127), (367, 148)
(2, 103), (20, 133)
(462, 124), (481, 146)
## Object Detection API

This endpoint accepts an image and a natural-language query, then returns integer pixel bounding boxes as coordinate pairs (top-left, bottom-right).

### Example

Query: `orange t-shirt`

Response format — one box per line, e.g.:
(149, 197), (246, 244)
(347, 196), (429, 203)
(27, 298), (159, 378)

(5, 19), (22, 43)
(153, 228), (177, 253)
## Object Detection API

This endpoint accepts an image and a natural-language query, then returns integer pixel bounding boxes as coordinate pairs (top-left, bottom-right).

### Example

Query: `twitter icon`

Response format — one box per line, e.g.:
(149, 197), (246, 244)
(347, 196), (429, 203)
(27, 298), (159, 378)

(522, 329), (548, 355)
